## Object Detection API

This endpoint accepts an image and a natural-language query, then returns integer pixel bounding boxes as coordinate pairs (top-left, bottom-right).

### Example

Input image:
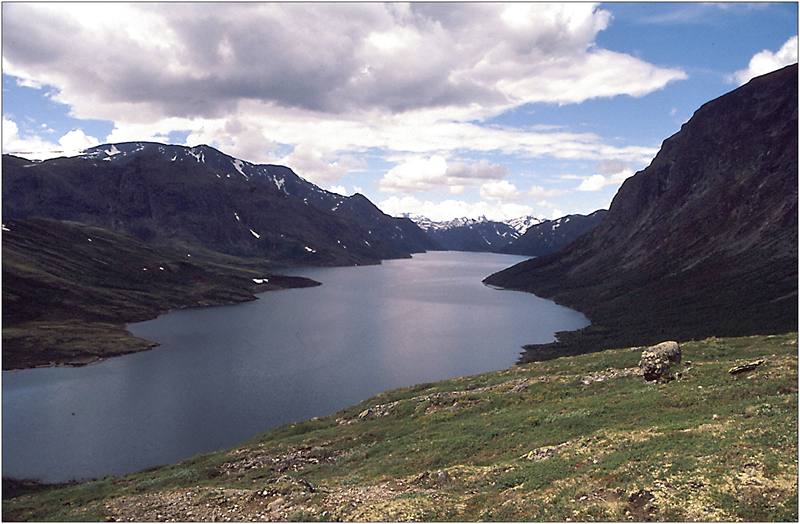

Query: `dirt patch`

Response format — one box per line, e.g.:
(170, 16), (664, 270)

(626, 489), (657, 521)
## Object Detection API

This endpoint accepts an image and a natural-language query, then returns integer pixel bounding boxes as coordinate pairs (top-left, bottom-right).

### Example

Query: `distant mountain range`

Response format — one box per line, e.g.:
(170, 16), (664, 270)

(486, 64), (798, 361)
(406, 214), (526, 252)
(405, 212), (606, 256)
(500, 211), (608, 256)
(2, 139), (606, 266)
(2, 143), (436, 267)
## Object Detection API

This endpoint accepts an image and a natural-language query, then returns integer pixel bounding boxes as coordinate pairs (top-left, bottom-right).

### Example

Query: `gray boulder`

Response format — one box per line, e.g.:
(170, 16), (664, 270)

(639, 341), (681, 382)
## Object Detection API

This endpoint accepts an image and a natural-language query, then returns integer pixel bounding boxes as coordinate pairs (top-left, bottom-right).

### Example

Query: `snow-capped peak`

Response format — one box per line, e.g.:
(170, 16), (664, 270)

(507, 215), (544, 234)
(405, 213), (542, 233)
(404, 214), (494, 231)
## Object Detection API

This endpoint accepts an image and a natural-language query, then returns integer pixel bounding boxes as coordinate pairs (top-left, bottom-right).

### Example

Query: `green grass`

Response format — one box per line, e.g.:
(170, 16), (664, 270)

(3, 333), (797, 521)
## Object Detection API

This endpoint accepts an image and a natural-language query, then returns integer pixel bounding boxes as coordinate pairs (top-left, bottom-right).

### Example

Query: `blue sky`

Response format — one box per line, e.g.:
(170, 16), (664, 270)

(3, 2), (797, 221)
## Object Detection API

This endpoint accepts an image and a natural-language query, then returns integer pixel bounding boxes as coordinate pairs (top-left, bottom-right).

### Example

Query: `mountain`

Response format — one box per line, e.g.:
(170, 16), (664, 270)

(406, 212), (602, 256)
(501, 210), (607, 256)
(486, 64), (798, 361)
(2, 143), (436, 266)
(2, 218), (319, 369)
(506, 215), (544, 234)
(407, 215), (522, 251)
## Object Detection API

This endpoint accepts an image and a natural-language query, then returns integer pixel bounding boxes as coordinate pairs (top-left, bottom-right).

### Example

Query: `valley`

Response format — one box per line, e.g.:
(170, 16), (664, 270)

(3, 252), (588, 483)
(1, 8), (797, 521)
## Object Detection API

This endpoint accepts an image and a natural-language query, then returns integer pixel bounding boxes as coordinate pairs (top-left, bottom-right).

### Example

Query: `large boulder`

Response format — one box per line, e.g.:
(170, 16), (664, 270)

(639, 341), (681, 382)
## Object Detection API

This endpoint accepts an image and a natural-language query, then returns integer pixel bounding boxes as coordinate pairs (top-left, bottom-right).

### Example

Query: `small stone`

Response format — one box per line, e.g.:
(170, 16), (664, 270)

(728, 359), (765, 375)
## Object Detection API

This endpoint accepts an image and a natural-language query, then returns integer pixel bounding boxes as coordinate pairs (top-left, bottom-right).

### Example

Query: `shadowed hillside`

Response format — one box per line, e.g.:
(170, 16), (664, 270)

(486, 64), (798, 362)
(2, 144), (435, 267)
(2, 218), (319, 369)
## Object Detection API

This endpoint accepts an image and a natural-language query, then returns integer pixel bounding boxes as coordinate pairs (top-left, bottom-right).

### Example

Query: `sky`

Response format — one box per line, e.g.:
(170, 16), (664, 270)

(2, 2), (797, 221)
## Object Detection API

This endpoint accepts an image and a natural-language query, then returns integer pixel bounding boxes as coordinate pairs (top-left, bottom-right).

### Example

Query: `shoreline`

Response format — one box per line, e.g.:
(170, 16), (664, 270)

(4, 332), (796, 521)
(2, 277), (321, 371)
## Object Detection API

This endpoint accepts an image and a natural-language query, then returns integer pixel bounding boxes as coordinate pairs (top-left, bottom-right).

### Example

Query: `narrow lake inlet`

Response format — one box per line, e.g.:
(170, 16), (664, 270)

(2, 251), (589, 483)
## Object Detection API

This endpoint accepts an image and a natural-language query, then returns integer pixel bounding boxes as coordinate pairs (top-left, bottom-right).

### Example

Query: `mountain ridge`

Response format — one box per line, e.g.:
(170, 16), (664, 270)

(500, 210), (608, 257)
(485, 64), (798, 361)
(404, 211), (606, 256)
(2, 142), (436, 267)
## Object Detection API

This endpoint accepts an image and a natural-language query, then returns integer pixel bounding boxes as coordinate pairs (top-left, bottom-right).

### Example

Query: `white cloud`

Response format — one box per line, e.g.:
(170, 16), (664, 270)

(4, 3), (685, 120)
(378, 195), (533, 222)
(379, 155), (447, 192)
(379, 156), (510, 193)
(479, 180), (520, 201)
(329, 185), (348, 195)
(576, 174), (608, 192)
(58, 129), (99, 152)
(732, 36), (798, 85)
(3, 2), (680, 182)
(575, 169), (635, 192)
(276, 145), (365, 185)
(2, 118), (98, 159)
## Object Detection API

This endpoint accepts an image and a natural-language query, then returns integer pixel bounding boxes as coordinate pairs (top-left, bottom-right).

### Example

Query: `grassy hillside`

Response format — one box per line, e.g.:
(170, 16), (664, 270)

(4, 333), (796, 521)
(2, 218), (319, 369)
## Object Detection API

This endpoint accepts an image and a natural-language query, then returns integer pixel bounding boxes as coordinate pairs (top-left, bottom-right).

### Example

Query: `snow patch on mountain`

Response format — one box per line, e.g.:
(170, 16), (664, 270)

(406, 213), (542, 234)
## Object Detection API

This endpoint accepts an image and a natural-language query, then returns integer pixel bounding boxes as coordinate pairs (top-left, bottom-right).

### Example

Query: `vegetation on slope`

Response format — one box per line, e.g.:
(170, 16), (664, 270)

(4, 333), (796, 521)
(2, 218), (319, 369)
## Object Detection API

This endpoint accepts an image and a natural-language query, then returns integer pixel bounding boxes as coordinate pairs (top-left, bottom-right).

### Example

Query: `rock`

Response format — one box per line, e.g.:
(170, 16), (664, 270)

(728, 359), (765, 375)
(639, 341), (681, 382)
(436, 470), (451, 486)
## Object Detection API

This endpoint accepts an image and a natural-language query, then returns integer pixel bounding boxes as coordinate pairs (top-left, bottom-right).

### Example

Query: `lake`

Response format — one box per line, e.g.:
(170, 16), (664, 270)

(2, 251), (589, 483)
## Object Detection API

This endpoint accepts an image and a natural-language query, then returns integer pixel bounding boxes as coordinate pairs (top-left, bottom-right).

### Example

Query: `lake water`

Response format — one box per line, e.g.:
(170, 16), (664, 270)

(2, 251), (589, 483)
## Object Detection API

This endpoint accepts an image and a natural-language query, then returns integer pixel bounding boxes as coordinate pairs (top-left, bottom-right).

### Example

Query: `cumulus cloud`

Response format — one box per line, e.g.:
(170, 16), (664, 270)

(575, 169), (635, 192)
(479, 180), (520, 201)
(571, 159), (638, 192)
(3, 3), (685, 120)
(58, 129), (99, 152)
(732, 36), (798, 85)
(379, 156), (509, 194)
(2, 117), (98, 159)
(378, 195), (533, 222)
(3, 2), (681, 175)
(276, 145), (365, 185)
